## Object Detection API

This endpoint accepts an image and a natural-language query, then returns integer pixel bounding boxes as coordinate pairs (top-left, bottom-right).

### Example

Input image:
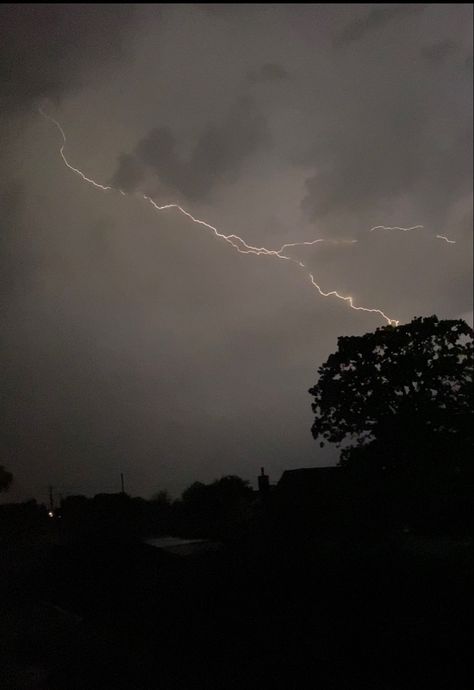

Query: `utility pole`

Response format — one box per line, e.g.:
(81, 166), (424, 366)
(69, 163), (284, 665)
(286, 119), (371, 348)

(120, 473), (125, 494)
(48, 485), (54, 515)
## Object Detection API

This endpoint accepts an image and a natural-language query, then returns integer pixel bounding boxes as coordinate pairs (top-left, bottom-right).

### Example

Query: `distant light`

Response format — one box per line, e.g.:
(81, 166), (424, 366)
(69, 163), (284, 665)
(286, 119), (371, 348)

(48, 511), (54, 518)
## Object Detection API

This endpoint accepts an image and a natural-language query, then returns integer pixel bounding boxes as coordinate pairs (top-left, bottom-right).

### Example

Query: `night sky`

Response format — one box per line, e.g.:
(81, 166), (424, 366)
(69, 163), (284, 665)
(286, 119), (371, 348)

(1, 4), (472, 502)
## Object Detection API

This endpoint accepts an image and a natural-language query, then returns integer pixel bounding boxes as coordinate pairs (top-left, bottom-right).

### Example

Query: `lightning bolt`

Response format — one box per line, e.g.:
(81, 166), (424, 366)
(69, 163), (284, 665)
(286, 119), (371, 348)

(436, 234), (456, 245)
(278, 238), (358, 253)
(369, 225), (425, 233)
(370, 225), (456, 244)
(39, 108), (400, 326)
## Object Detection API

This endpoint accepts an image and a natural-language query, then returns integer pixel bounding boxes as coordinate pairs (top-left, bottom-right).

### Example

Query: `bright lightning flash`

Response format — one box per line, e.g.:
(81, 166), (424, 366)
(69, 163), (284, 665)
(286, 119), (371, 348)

(370, 224), (456, 244)
(39, 108), (402, 326)
(369, 224), (425, 233)
(436, 234), (456, 244)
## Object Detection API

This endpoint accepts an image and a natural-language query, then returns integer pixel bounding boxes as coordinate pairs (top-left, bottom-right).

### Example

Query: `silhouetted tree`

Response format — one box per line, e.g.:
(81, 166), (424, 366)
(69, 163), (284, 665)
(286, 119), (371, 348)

(0, 464), (13, 492)
(309, 316), (473, 476)
(148, 490), (172, 535)
(179, 476), (254, 538)
(151, 490), (171, 506)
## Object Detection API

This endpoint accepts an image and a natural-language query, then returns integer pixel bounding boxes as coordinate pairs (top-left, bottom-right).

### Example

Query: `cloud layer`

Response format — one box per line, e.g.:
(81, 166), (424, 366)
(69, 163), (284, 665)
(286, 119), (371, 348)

(0, 4), (136, 114)
(112, 97), (271, 200)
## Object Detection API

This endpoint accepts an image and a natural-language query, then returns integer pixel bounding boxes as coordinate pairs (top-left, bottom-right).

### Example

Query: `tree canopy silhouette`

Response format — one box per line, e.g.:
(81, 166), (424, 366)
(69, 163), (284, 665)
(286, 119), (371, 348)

(309, 316), (473, 474)
(179, 475), (254, 538)
(0, 465), (13, 492)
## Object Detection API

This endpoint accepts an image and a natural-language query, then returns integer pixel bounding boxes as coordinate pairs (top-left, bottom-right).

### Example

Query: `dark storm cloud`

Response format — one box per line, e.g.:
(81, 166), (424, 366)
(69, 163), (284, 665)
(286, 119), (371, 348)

(186, 97), (270, 199)
(111, 153), (146, 195)
(246, 63), (289, 84)
(337, 5), (425, 45)
(301, 104), (472, 231)
(421, 40), (457, 65)
(113, 97), (271, 200)
(133, 126), (180, 192)
(301, 5), (472, 232)
(0, 4), (136, 114)
(301, 100), (429, 221)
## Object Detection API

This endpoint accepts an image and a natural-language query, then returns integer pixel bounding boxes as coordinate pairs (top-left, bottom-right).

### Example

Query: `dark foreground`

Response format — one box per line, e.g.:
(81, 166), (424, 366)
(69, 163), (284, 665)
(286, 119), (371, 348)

(1, 521), (472, 690)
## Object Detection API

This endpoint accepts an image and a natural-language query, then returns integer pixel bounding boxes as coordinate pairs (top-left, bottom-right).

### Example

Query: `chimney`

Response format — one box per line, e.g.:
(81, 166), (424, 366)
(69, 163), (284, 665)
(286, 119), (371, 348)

(258, 467), (270, 494)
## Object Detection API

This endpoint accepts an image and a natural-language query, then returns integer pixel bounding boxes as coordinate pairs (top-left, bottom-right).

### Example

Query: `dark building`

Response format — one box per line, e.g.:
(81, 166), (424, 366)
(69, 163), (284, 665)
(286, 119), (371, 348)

(273, 465), (425, 537)
(277, 466), (342, 497)
(269, 466), (364, 537)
